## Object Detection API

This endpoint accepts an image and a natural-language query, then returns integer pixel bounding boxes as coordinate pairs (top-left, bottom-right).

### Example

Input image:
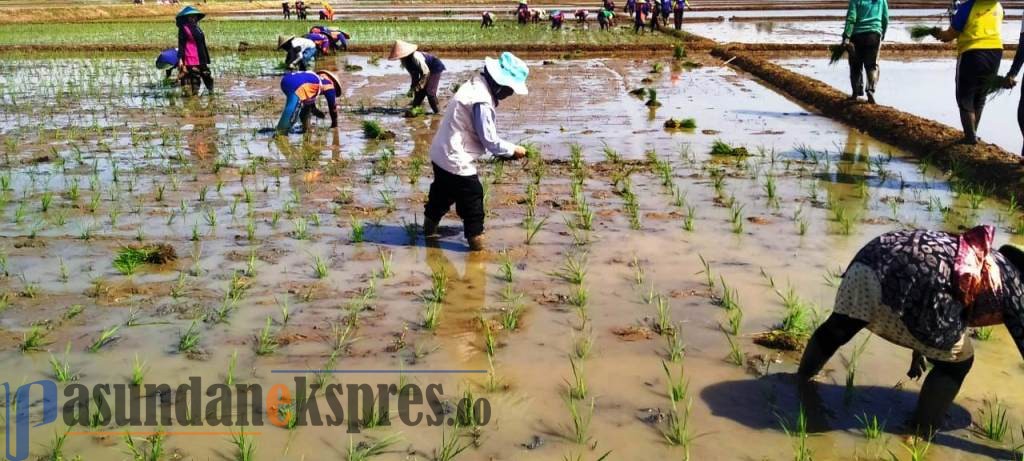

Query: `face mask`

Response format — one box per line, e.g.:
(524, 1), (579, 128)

(494, 86), (515, 101)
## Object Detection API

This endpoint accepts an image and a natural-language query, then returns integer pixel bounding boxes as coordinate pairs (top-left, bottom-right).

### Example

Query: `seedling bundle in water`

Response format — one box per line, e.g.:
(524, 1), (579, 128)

(664, 117), (697, 129)
(112, 244), (176, 276)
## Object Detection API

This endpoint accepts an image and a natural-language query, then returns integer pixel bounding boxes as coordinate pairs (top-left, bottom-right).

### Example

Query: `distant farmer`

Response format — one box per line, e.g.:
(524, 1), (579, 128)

(633, 0), (647, 33)
(278, 35), (318, 71)
(551, 10), (565, 29)
(575, 9), (589, 25)
(999, 16), (1024, 162)
(282, 1), (291, 19)
(842, 0), (889, 104)
(175, 6), (213, 96)
(931, 0), (1004, 145)
(482, 11), (496, 27)
(423, 52), (530, 252)
(598, 7), (615, 29)
(389, 40), (447, 114)
(798, 226), (1024, 435)
(155, 48), (179, 80)
(625, 0), (636, 15)
(660, 0), (672, 25)
(649, 0), (661, 31)
(672, 0), (688, 30)
(276, 70), (340, 134)
(517, 0), (531, 24)
(310, 25), (349, 51)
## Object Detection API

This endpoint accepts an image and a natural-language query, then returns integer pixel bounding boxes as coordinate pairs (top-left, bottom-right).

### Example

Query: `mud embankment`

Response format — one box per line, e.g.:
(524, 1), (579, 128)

(710, 45), (1024, 200)
(0, 42), (680, 56)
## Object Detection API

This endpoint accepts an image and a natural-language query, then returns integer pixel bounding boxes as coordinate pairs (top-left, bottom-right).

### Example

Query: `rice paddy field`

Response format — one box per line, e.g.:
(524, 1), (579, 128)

(3, 4), (1024, 461)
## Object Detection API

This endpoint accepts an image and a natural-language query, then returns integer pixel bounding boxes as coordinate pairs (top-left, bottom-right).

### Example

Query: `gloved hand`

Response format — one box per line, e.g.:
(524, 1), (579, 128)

(906, 351), (927, 380)
(1003, 75), (1018, 89)
(311, 107), (326, 119)
(511, 145), (527, 159)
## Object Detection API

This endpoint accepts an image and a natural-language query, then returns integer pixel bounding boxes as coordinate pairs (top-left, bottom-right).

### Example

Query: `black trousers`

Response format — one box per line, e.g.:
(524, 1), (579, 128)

(425, 163), (485, 239)
(848, 32), (880, 96)
(673, 9), (684, 29)
(799, 313), (974, 433)
(181, 65), (213, 96)
(956, 49), (1003, 114)
(411, 72), (443, 114)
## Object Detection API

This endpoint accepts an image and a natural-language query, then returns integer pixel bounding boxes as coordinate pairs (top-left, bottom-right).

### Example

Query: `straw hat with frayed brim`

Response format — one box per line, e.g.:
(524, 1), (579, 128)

(389, 40), (418, 60)
(317, 71), (342, 90)
(278, 35), (296, 49)
(485, 52), (529, 95)
(176, 6), (205, 20)
(999, 244), (1024, 274)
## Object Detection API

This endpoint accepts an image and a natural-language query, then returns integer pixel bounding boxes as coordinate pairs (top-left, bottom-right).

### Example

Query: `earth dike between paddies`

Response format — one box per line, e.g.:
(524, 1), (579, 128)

(710, 44), (1024, 202)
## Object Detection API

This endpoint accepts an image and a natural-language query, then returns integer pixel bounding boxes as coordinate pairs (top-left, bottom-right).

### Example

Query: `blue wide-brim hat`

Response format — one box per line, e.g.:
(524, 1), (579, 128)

(176, 6), (206, 20)
(484, 52), (529, 95)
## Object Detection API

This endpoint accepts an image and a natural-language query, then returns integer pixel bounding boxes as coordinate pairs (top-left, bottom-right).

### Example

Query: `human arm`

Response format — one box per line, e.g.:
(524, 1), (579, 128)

(471, 102), (525, 159)
(177, 26), (187, 68)
(934, 0), (969, 42)
(413, 52), (431, 91)
(880, 0), (888, 40)
(843, 0), (856, 39)
(1006, 19), (1024, 83)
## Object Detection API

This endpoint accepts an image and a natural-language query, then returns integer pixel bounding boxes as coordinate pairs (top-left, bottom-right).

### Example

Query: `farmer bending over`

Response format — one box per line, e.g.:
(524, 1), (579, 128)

(176, 6), (213, 96)
(423, 52), (530, 252)
(842, 0), (888, 103)
(276, 70), (340, 134)
(390, 40), (447, 115)
(931, 0), (1004, 145)
(798, 226), (1024, 434)
(550, 10), (565, 29)
(156, 48), (179, 81)
(598, 7), (615, 29)
(482, 11), (496, 27)
(279, 35), (319, 71)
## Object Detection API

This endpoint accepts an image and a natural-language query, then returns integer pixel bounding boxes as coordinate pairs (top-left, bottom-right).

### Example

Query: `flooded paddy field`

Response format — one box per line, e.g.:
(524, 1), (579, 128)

(2, 51), (1024, 461)
(777, 57), (1023, 155)
(686, 17), (1022, 44)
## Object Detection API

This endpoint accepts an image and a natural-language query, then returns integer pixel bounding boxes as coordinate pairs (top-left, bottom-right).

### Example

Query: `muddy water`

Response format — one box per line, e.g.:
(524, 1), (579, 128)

(1, 54), (1023, 460)
(777, 57), (1023, 155)
(686, 17), (1023, 44)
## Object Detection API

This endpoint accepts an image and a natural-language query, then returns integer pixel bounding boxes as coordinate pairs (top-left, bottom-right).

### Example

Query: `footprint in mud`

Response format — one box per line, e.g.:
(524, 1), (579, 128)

(521, 435), (544, 450)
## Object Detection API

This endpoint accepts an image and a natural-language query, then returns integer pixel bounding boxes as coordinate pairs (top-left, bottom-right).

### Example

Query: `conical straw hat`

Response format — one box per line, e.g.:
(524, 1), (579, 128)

(388, 40), (418, 60)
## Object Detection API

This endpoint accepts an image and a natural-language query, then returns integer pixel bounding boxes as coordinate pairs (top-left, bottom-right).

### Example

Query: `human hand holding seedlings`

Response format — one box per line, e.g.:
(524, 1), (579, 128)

(511, 145), (527, 159)
(1002, 75), (1017, 89)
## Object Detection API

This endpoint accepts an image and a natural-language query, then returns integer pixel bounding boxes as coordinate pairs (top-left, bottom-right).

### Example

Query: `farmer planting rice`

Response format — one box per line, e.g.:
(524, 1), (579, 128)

(598, 7), (616, 29)
(389, 40), (446, 115)
(481, 11), (496, 28)
(930, 0), (1004, 145)
(305, 30), (331, 55)
(275, 70), (340, 134)
(422, 52), (529, 252)
(799, 226), (1024, 434)
(841, 0), (888, 103)
(310, 25), (349, 51)
(550, 10), (566, 30)
(278, 34), (318, 71)
(155, 48), (178, 80)
(175, 6), (213, 96)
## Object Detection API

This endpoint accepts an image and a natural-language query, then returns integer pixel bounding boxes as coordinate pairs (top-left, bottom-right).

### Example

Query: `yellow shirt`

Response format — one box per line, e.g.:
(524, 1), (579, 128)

(957, 0), (1003, 54)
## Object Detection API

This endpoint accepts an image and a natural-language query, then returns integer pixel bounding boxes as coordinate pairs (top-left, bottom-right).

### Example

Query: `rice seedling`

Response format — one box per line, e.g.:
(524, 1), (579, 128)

(427, 267), (449, 303)
(254, 316), (278, 356)
(564, 396), (595, 444)
(500, 298), (525, 331)
(827, 43), (848, 65)
(855, 413), (884, 439)
(889, 435), (931, 461)
(972, 326), (995, 340)
(434, 422), (471, 461)
(651, 295), (675, 333)
(645, 88), (662, 107)
(843, 335), (871, 401)
(178, 320), (201, 353)
(88, 324), (120, 352)
(21, 325), (49, 351)
(423, 301), (443, 330)
(662, 360), (688, 404)
(975, 398), (1011, 442)
(553, 252), (588, 285)
(229, 426), (256, 461)
(123, 429), (166, 461)
(346, 433), (402, 461)
(573, 328), (595, 359)
(40, 190), (53, 212)
(566, 355), (588, 400)
(225, 349), (238, 386)
(683, 204), (696, 231)
(524, 215), (548, 244)
(312, 253), (329, 279)
(45, 426), (70, 461)
(665, 329), (685, 362)
(780, 407), (812, 461)
(376, 248), (394, 279)
(112, 245), (173, 276)
(697, 254), (715, 289)
(58, 257), (69, 283)
(777, 285), (813, 338)
(292, 217), (310, 239)
(48, 342), (75, 382)
(663, 117), (697, 129)
(498, 250), (515, 282)
(662, 398), (693, 454)
(482, 318), (497, 357)
(350, 217), (365, 243)
(722, 328), (744, 366)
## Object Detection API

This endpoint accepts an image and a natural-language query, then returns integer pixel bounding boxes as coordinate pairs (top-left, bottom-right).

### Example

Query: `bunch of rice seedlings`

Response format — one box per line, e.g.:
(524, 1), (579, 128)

(975, 398), (1010, 442)
(664, 118), (697, 129)
(984, 74), (1011, 99)
(112, 244), (176, 276)
(828, 43), (848, 65)
(347, 433), (402, 461)
(434, 421), (471, 461)
(229, 427), (256, 461)
(88, 324), (121, 352)
(564, 396), (595, 444)
(362, 120), (396, 140)
(565, 356), (587, 400)
(709, 140), (749, 156)
(645, 88), (662, 107)
(855, 413), (884, 439)
(48, 343), (76, 382)
(908, 25), (937, 40)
